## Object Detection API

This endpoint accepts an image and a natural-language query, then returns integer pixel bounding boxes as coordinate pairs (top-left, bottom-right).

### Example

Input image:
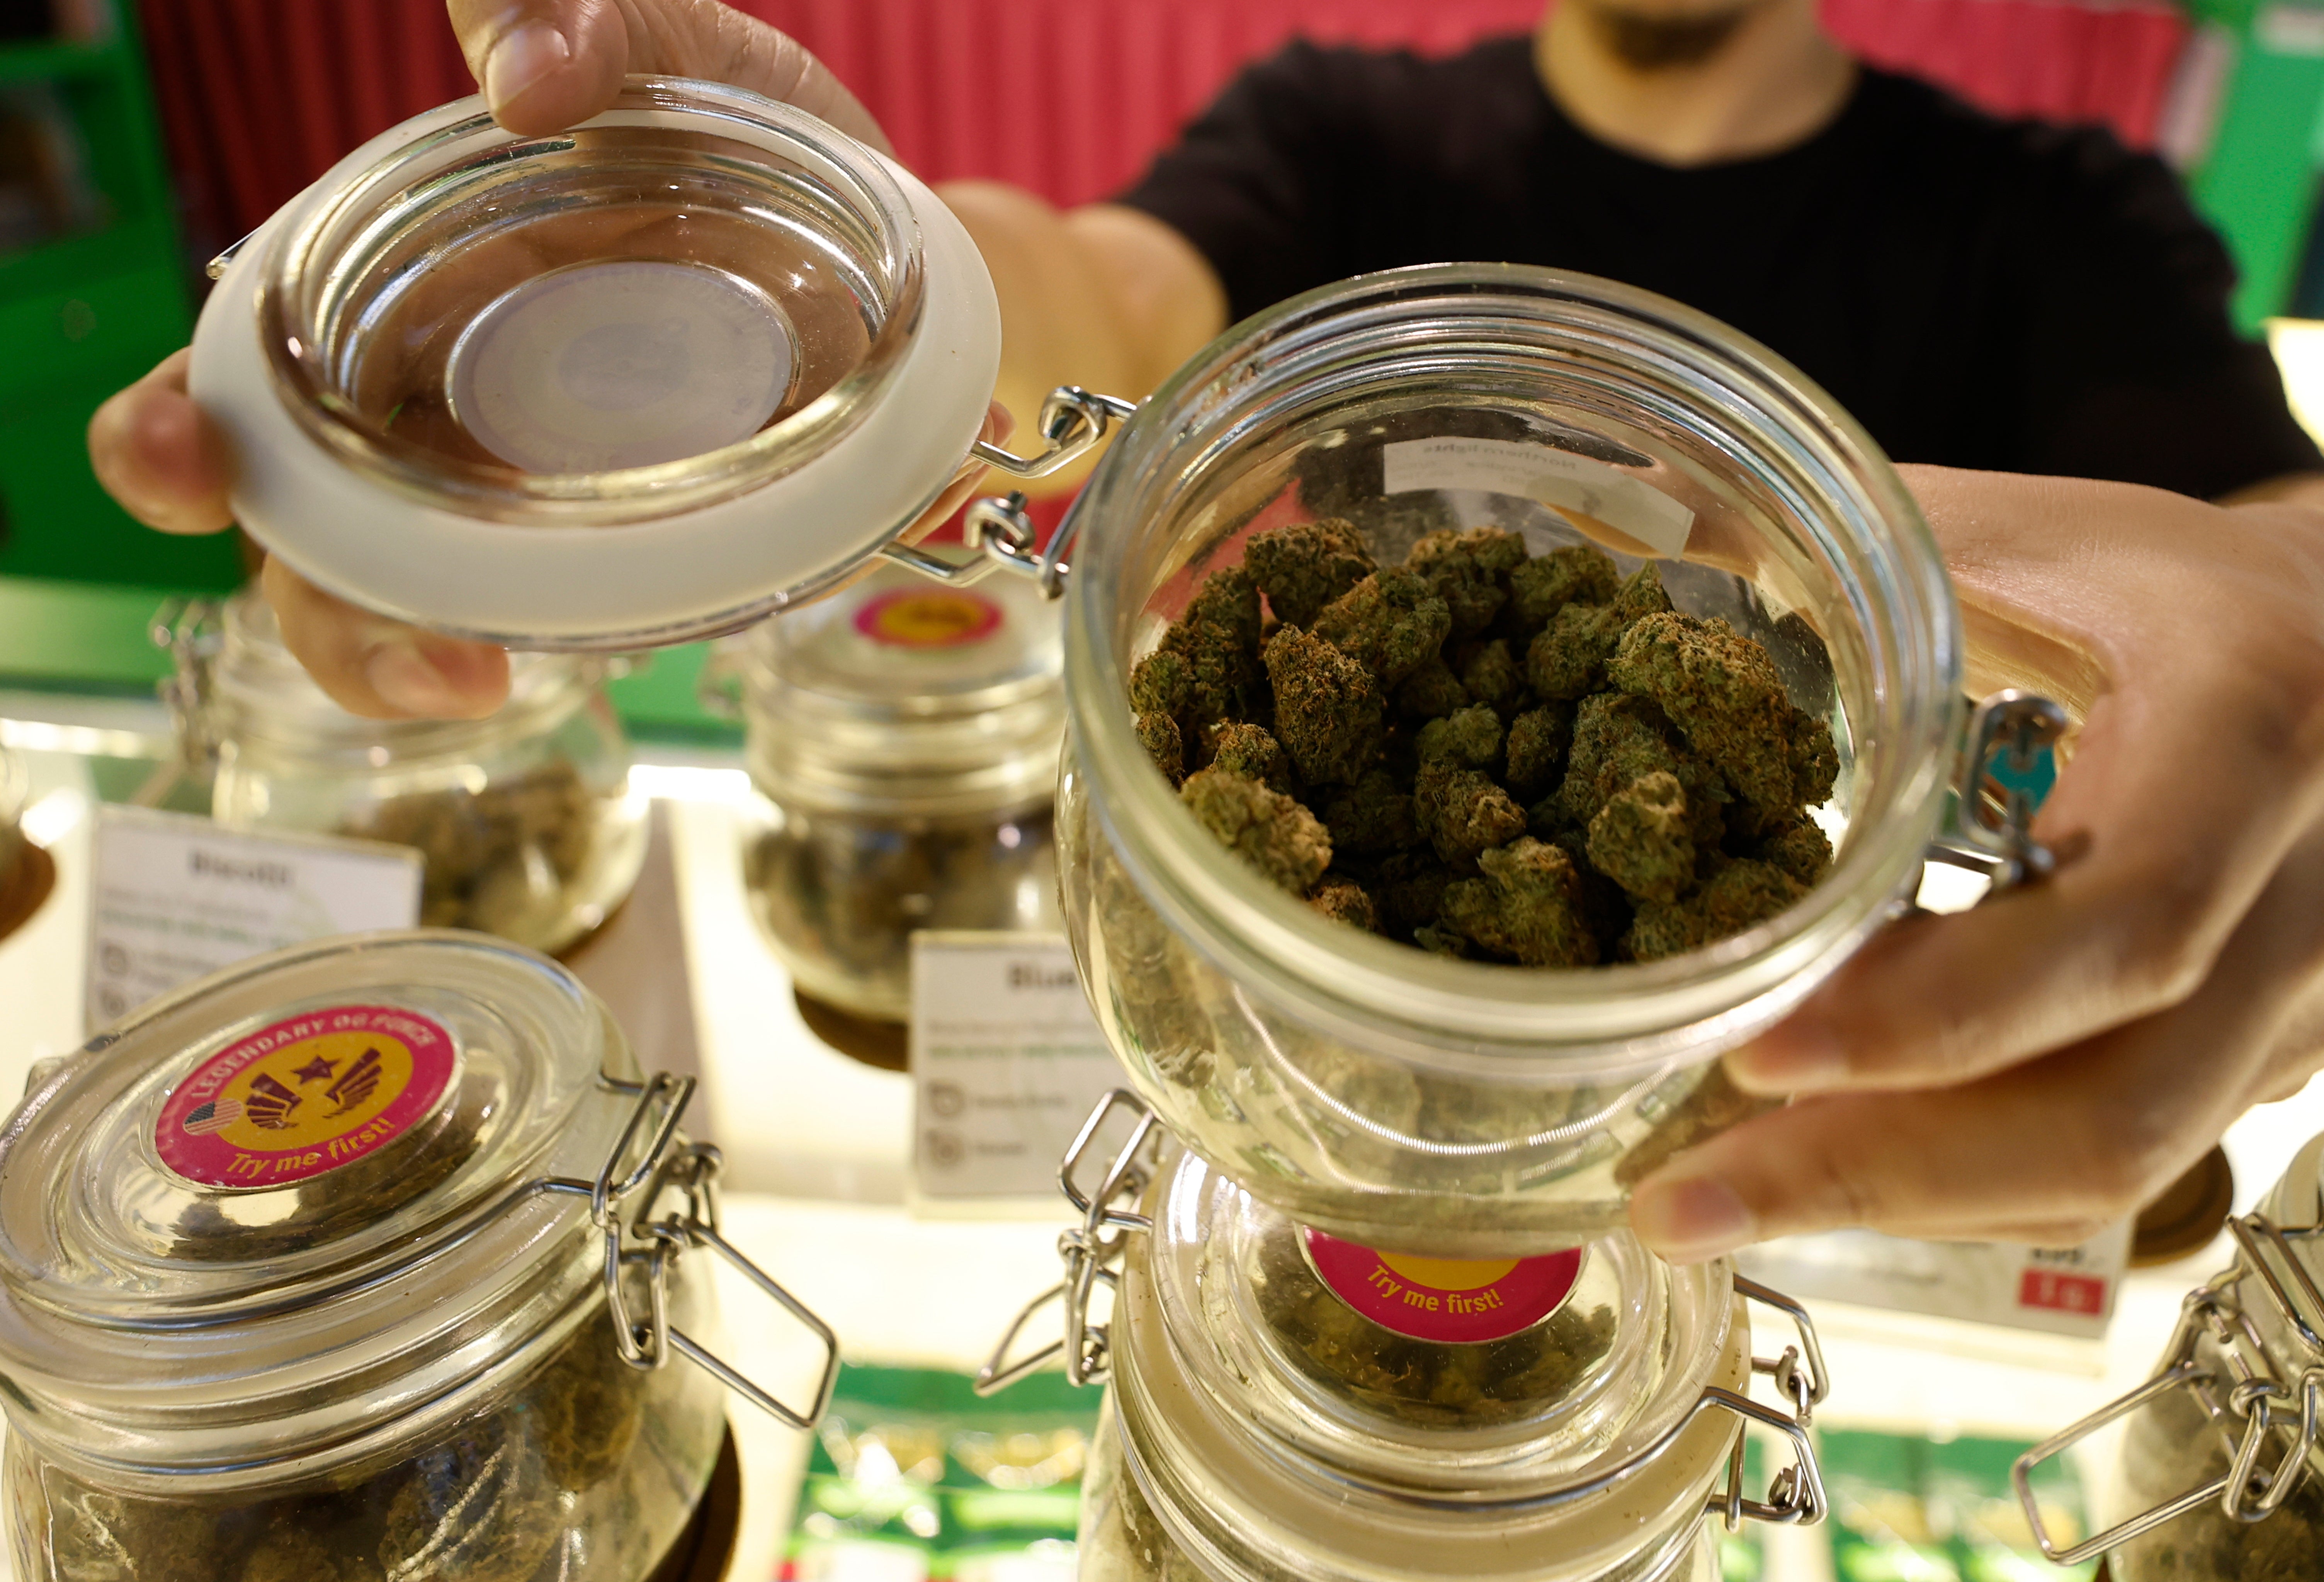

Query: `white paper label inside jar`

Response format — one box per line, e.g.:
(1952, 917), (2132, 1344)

(448, 259), (795, 474)
(1382, 437), (1695, 557)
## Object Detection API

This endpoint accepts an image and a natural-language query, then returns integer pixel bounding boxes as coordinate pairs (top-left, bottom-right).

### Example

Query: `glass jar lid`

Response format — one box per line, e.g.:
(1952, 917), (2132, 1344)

(727, 558), (1066, 815)
(188, 78), (1002, 649)
(166, 588), (598, 755)
(0, 932), (644, 1483)
(1108, 1149), (1753, 1580)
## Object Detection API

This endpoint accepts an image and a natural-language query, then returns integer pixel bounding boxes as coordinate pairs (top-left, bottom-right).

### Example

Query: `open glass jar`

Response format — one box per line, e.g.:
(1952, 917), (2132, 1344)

(706, 558), (1066, 1028)
(187, 76), (1115, 649)
(0, 930), (836, 1582)
(2014, 1130), (2324, 1580)
(162, 589), (648, 955)
(1018, 264), (1967, 1257)
(984, 1096), (1827, 1582)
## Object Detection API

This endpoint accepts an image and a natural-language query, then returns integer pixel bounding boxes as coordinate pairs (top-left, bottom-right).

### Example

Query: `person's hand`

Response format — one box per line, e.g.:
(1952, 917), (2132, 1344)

(86, 0), (933, 721)
(1630, 466), (2324, 1257)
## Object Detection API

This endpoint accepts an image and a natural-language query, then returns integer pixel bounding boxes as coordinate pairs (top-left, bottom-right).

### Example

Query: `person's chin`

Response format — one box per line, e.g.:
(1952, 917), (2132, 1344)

(1575, 0), (1766, 70)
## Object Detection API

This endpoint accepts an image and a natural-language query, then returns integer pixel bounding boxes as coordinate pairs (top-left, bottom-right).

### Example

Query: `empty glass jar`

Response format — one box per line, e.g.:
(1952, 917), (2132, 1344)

(0, 930), (834, 1582)
(163, 589), (648, 955)
(709, 558), (1067, 1028)
(1045, 264), (1965, 1256)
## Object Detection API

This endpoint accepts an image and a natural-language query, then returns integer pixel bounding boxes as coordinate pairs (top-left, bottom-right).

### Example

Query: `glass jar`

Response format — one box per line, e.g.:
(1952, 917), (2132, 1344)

(994, 1110), (1824, 1582)
(186, 76), (1117, 649)
(163, 588), (649, 955)
(1042, 264), (1965, 1257)
(0, 930), (835, 1582)
(707, 558), (1067, 1029)
(2014, 1130), (2324, 1580)
(0, 745), (54, 945)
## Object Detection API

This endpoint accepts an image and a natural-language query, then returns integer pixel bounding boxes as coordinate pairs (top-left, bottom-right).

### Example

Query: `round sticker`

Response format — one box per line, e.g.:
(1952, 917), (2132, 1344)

(1302, 1228), (1584, 1344)
(155, 1006), (457, 1190)
(853, 588), (1005, 649)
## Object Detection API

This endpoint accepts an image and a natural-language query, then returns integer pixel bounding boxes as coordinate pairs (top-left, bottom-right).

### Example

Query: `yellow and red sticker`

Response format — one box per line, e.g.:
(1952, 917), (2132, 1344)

(155, 1005), (456, 1190)
(853, 588), (1004, 649)
(1302, 1228), (1583, 1344)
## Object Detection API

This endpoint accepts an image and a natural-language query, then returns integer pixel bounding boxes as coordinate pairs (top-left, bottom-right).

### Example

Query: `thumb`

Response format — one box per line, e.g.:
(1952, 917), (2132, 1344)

(447, 0), (893, 153)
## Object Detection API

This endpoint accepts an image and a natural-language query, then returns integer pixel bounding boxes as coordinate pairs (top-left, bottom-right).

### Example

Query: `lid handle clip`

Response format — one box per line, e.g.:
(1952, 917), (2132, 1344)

(974, 1089), (1162, 1395)
(2011, 1238), (2324, 1563)
(1705, 1276), (1833, 1531)
(590, 1073), (841, 1429)
(1922, 689), (2069, 895)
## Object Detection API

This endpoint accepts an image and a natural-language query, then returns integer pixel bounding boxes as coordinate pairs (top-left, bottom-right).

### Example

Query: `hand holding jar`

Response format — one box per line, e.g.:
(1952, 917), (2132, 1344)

(1631, 467), (2324, 1258)
(86, 0), (1005, 721)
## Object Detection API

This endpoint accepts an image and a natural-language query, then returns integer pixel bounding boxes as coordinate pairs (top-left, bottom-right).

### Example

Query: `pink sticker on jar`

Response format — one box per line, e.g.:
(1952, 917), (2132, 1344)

(155, 1005), (457, 1190)
(1302, 1228), (1584, 1344)
(853, 588), (1004, 649)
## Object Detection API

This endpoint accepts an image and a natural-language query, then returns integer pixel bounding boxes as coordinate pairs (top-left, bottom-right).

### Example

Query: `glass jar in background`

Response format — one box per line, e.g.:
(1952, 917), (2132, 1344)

(162, 589), (648, 955)
(187, 76), (1116, 651)
(990, 1107), (1824, 1582)
(1040, 264), (1966, 1257)
(705, 558), (1066, 1043)
(2014, 1130), (2324, 1580)
(0, 931), (835, 1582)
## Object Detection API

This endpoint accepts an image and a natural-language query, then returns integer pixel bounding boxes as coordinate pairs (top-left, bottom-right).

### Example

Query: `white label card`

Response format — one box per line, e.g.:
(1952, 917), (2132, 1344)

(85, 806), (423, 1030)
(1736, 1220), (2135, 1340)
(1382, 437), (1695, 558)
(910, 932), (1127, 1204)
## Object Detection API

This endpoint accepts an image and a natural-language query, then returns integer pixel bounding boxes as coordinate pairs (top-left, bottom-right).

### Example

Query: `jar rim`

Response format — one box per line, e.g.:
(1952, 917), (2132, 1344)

(255, 76), (926, 527)
(1064, 263), (1963, 1079)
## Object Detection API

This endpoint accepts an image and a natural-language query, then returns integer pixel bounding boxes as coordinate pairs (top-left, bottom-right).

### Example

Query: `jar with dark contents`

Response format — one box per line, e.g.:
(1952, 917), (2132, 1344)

(162, 590), (648, 955)
(1034, 265), (1970, 1257)
(0, 931), (835, 1582)
(1023, 1141), (1822, 1582)
(2015, 1130), (2324, 1581)
(707, 559), (1066, 1041)
(0, 746), (39, 943)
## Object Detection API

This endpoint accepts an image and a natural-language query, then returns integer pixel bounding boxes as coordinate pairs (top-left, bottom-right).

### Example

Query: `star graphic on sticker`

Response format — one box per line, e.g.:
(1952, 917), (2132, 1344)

(290, 1055), (338, 1085)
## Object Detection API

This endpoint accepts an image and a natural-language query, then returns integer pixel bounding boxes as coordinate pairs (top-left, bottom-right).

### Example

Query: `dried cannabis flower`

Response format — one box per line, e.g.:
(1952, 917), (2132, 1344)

(1180, 767), (1332, 894)
(1135, 520), (1838, 969)
(1244, 517), (1377, 628)
(1312, 569), (1453, 687)
(1263, 627), (1385, 787)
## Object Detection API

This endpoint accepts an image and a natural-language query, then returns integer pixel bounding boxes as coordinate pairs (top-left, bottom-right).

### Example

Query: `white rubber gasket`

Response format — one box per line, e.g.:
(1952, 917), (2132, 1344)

(190, 117), (998, 647)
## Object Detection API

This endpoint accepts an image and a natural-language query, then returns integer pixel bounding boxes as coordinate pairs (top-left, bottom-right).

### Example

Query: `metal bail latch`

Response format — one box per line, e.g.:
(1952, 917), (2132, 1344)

(2010, 1211), (2324, 1564)
(974, 1089), (1163, 1395)
(1926, 689), (2070, 894)
(880, 386), (1139, 600)
(1707, 1277), (1834, 1529)
(559, 1072), (841, 1430)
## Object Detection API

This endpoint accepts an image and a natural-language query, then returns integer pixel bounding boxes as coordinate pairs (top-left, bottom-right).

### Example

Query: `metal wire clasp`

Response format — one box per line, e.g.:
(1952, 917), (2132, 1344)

(974, 1089), (1163, 1395)
(1926, 689), (2070, 892)
(2010, 1212), (2324, 1564)
(879, 386), (1138, 600)
(1707, 1277), (1833, 1529)
(581, 1073), (841, 1430)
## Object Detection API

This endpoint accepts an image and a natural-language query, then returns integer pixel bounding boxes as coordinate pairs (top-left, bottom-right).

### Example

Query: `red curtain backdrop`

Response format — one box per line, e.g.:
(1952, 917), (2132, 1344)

(141, 0), (2193, 265)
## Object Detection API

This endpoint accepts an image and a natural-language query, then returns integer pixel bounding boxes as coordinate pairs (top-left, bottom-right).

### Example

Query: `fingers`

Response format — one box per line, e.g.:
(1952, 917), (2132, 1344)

(1635, 838), (2324, 1259)
(87, 350), (233, 535)
(895, 402), (1014, 548)
(446, 0), (892, 151)
(262, 559), (511, 720)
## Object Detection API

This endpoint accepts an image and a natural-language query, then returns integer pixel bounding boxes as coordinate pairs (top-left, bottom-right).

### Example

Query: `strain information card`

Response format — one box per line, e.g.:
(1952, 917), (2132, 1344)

(908, 932), (1125, 1206)
(85, 805), (422, 1030)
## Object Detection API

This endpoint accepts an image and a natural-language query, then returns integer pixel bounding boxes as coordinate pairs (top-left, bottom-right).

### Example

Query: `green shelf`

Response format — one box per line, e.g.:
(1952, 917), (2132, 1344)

(0, 37), (120, 89)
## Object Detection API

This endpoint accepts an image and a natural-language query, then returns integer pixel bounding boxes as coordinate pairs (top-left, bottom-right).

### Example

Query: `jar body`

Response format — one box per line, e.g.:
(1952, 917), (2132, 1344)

(741, 789), (1060, 1021)
(1056, 266), (1959, 1256)
(212, 686), (646, 955)
(4, 1283), (726, 1582)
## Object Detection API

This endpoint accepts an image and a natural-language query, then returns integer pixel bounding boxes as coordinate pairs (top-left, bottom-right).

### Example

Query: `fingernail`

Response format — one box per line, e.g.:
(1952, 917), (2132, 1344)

(365, 641), (468, 717)
(485, 21), (569, 115)
(1727, 1021), (1848, 1095)
(1632, 1174), (1758, 1263)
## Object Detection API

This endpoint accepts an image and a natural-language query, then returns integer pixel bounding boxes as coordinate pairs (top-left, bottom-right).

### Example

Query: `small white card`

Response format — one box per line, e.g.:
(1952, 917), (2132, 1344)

(1382, 436), (1696, 557)
(1737, 1221), (2135, 1340)
(85, 805), (423, 1030)
(909, 932), (1127, 1205)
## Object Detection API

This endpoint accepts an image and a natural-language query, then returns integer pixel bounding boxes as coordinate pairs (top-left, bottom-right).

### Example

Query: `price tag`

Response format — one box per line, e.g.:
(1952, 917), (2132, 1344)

(909, 932), (1126, 1206)
(85, 806), (423, 1030)
(1737, 1220), (2134, 1340)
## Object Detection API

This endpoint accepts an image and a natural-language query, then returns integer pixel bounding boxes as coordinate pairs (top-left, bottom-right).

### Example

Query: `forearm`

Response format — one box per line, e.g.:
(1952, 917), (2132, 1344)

(938, 182), (1227, 494)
